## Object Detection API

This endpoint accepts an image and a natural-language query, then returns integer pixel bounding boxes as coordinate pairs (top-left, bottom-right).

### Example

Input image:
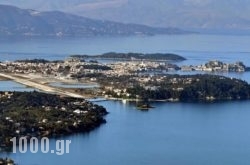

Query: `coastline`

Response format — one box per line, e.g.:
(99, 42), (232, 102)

(0, 91), (108, 150)
(1, 73), (249, 104)
(104, 96), (250, 103)
(0, 76), (8, 81)
(106, 97), (179, 102)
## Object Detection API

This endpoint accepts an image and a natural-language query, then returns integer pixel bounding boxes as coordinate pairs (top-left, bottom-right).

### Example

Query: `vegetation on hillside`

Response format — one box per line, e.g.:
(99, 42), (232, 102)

(0, 91), (107, 149)
(101, 74), (250, 101)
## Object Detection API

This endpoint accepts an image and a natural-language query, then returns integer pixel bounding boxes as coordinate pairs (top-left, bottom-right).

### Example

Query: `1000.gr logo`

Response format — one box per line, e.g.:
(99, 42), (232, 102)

(10, 137), (71, 155)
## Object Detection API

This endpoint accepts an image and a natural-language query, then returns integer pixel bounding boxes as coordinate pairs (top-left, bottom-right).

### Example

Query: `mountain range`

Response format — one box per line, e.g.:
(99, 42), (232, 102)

(1, 0), (250, 34)
(0, 4), (186, 37)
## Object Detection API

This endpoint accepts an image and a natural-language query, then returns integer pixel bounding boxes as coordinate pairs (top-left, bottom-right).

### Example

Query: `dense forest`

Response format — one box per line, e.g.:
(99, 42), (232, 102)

(103, 74), (250, 101)
(0, 91), (107, 149)
(70, 52), (186, 61)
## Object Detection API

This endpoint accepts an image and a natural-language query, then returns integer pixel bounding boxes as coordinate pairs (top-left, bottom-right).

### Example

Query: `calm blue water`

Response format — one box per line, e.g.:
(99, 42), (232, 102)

(2, 101), (250, 165)
(1, 34), (250, 65)
(0, 81), (34, 91)
(1, 34), (250, 165)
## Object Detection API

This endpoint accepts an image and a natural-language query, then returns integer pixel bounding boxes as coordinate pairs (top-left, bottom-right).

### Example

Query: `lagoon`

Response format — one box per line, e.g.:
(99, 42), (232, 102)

(1, 34), (250, 164)
(0, 80), (34, 92)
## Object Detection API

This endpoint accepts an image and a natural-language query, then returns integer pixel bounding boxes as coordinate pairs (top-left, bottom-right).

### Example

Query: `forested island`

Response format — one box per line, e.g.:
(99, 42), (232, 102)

(0, 91), (107, 149)
(70, 52), (186, 61)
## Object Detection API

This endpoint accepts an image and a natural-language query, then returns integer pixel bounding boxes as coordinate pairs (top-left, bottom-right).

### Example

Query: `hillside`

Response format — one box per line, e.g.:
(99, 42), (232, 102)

(2, 0), (250, 34)
(0, 4), (187, 38)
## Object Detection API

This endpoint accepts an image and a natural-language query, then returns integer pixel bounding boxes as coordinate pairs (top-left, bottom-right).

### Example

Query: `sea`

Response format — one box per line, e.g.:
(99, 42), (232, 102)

(1, 34), (250, 165)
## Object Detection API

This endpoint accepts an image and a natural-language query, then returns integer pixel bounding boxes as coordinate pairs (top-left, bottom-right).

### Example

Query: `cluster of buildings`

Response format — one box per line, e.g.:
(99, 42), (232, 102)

(0, 91), (13, 99)
(0, 59), (110, 79)
(0, 61), (60, 75)
(0, 58), (180, 79)
(181, 60), (247, 72)
(0, 58), (248, 84)
(102, 74), (202, 99)
(105, 61), (169, 76)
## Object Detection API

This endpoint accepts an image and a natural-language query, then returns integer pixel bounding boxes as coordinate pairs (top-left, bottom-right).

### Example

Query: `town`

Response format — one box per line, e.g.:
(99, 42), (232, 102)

(181, 60), (248, 72)
(0, 55), (249, 102)
(0, 57), (248, 77)
(1, 55), (250, 164)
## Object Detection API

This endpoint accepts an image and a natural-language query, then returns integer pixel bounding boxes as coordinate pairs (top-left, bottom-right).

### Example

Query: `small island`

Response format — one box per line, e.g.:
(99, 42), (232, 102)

(70, 52), (186, 62)
(0, 91), (108, 149)
(136, 103), (154, 111)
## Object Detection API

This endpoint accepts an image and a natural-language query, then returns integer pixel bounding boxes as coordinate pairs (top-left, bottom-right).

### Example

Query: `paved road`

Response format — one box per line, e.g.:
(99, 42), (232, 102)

(0, 73), (86, 98)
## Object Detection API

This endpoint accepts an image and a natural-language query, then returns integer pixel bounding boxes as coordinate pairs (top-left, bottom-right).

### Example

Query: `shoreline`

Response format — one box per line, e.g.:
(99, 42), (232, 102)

(0, 76), (9, 81)
(0, 91), (108, 150)
(104, 96), (250, 103)
(106, 97), (179, 102)
(1, 74), (250, 104)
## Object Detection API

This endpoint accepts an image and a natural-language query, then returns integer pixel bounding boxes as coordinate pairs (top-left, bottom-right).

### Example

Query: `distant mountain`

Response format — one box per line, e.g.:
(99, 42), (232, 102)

(2, 0), (250, 34)
(0, 5), (187, 38)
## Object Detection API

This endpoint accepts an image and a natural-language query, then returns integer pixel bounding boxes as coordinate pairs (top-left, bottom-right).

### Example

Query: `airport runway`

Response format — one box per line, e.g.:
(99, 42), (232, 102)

(0, 73), (86, 98)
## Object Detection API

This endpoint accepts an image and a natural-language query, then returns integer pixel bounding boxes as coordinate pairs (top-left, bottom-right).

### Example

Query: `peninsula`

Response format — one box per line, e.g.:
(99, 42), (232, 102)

(0, 55), (250, 102)
(0, 91), (107, 149)
(100, 74), (250, 101)
(0, 55), (250, 162)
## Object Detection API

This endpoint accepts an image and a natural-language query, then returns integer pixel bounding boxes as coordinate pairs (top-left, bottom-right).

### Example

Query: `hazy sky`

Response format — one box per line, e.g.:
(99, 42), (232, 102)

(0, 0), (249, 32)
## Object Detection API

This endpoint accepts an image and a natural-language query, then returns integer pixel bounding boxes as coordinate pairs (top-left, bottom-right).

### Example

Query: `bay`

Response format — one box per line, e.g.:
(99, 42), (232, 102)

(1, 34), (250, 165)
(2, 100), (250, 165)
